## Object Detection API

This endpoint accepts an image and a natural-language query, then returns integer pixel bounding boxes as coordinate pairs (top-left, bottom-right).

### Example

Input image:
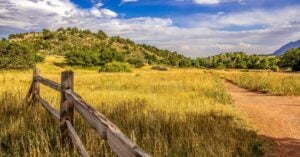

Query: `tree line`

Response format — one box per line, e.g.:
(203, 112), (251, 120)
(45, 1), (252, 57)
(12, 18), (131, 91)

(193, 50), (300, 71)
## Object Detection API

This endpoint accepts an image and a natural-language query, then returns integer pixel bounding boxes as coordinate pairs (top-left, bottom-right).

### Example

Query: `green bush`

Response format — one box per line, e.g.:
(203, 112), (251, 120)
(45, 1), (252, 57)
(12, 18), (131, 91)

(0, 41), (43, 69)
(178, 59), (192, 67)
(270, 65), (280, 72)
(99, 48), (124, 65)
(280, 48), (300, 71)
(127, 58), (145, 68)
(42, 29), (55, 40)
(151, 65), (168, 71)
(97, 30), (108, 39)
(216, 63), (226, 69)
(99, 62), (131, 72)
(65, 50), (100, 67)
(64, 48), (125, 67)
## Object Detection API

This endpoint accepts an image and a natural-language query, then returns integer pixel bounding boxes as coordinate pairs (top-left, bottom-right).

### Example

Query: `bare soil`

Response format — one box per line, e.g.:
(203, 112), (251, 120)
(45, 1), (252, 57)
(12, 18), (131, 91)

(224, 80), (300, 157)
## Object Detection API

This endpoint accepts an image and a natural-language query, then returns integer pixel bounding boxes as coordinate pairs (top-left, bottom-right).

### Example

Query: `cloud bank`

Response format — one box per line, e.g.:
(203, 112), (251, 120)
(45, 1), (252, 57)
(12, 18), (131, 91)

(0, 0), (300, 57)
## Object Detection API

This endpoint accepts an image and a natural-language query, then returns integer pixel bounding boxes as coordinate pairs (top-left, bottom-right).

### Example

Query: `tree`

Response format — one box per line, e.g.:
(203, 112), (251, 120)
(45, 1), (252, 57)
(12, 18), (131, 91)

(42, 29), (54, 40)
(0, 42), (43, 69)
(65, 50), (100, 67)
(99, 48), (124, 65)
(58, 33), (67, 41)
(179, 59), (191, 67)
(70, 27), (79, 34)
(97, 30), (108, 39)
(280, 48), (300, 71)
(127, 58), (145, 68)
(168, 55), (179, 66)
(57, 27), (65, 32)
(145, 54), (158, 64)
(257, 58), (270, 69)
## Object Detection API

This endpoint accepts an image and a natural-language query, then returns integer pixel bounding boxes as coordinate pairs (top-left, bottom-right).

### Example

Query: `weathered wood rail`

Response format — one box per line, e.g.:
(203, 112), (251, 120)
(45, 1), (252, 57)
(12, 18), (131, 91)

(26, 67), (150, 157)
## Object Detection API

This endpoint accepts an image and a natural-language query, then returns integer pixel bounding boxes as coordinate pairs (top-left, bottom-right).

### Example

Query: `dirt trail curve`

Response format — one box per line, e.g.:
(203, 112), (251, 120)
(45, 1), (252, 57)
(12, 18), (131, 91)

(224, 80), (300, 157)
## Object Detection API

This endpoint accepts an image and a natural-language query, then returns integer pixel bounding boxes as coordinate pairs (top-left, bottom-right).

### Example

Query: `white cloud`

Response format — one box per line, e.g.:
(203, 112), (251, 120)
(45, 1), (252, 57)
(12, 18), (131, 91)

(91, 7), (117, 18)
(0, 0), (300, 57)
(217, 6), (300, 27)
(122, 0), (138, 2)
(179, 5), (300, 30)
(94, 2), (104, 8)
(194, 0), (221, 5)
(0, 0), (118, 30)
(120, 0), (138, 5)
(193, 0), (246, 5)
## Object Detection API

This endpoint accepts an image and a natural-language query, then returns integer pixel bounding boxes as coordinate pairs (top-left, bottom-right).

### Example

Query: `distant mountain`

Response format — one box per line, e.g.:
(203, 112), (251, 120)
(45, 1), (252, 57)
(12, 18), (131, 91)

(273, 40), (300, 56)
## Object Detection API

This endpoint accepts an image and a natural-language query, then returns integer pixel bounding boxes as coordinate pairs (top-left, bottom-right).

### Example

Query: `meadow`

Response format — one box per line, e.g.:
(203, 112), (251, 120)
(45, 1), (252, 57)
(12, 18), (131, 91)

(218, 70), (300, 96)
(0, 56), (265, 157)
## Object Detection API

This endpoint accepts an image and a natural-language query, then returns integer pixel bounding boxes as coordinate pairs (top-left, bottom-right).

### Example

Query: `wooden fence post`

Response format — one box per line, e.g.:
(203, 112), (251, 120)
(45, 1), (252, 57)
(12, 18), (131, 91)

(60, 71), (74, 147)
(30, 67), (40, 104)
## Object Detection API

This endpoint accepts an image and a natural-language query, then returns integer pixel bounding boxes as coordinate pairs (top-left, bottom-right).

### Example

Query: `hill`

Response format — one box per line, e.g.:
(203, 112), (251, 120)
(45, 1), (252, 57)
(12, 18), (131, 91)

(5, 27), (190, 67)
(272, 40), (300, 56)
(2, 28), (298, 71)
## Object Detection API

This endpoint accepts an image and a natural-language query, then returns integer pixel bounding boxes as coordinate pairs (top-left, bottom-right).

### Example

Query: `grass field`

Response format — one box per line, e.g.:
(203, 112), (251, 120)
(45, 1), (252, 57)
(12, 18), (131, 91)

(218, 70), (300, 96)
(0, 56), (265, 157)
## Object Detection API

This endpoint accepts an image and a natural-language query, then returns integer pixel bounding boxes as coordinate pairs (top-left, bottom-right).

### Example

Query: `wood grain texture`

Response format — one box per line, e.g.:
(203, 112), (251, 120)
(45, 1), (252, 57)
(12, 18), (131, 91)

(30, 67), (40, 105)
(35, 76), (61, 91)
(60, 71), (74, 147)
(65, 90), (108, 138)
(33, 67), (40, 96)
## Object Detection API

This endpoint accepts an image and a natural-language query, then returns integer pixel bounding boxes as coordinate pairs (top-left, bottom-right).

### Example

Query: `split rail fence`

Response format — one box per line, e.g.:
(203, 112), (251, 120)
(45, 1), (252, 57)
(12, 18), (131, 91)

(26, 67), (150, 157)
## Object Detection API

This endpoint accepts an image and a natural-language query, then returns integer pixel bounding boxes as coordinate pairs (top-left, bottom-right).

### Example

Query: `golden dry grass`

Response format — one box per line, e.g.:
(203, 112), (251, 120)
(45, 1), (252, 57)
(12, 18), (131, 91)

(217, 70), (300, 96)
(0, 56), (264, 157)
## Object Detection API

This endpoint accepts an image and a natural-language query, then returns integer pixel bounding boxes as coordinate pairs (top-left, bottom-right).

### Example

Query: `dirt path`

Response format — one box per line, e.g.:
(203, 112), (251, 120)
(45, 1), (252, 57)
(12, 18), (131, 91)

(224, 80), (300, 157)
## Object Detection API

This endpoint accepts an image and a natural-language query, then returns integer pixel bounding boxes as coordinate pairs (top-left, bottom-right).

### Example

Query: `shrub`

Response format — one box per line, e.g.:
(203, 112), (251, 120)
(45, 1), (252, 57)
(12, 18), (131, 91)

(99, 62), (131, 72)
(127, 58), (145, 68)
(97, 30), (107, 39)
(58, 33), (67, 41)
(178, 59), (191, 67)
(151, 65), (168, 71)
(33, 53), (45, 63)
(216, 63), (226, 69)
(42, 29), (55, 40)
(99, 48), (124, 65)
(270, 65), (280, 72)
(8, 33), (25, 39)
(280, 48), (300, 71)
(0, 42), (42, 69)
(65, 50), (100, 67)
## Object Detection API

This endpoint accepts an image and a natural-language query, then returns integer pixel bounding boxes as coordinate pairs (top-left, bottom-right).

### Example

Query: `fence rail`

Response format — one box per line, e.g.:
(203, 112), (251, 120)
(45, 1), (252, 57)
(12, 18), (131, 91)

(26, 67), (150, 157)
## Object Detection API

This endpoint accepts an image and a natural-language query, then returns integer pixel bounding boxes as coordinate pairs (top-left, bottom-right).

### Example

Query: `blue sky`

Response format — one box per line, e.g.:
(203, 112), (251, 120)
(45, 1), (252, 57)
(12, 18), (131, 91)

(71, 0), (300, 18)
(1, 0), (300, 57)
